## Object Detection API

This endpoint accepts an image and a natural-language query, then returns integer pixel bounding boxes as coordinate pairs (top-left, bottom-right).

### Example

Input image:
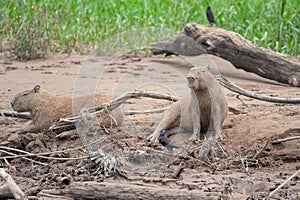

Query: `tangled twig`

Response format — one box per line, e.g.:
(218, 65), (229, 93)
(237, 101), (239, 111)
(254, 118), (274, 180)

(0, 146), (88, 162)
(0, 136), (113, 164)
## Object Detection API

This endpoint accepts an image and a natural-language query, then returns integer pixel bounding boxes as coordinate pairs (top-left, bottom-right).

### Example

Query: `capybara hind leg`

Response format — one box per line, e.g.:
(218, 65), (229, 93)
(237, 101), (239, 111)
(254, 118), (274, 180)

(17, 124), (40, 134)
(147, 117), (176, 141)
(147, 103), (181, 142)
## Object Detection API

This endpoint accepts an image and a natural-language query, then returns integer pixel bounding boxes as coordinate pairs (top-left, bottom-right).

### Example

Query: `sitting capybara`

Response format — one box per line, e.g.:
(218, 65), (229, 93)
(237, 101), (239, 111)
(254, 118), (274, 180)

(148, 66), (227, 142)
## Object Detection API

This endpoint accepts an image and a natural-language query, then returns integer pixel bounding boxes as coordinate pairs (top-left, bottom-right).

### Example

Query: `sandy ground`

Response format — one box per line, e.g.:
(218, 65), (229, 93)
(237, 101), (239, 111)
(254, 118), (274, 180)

(0, 52), (299, 199)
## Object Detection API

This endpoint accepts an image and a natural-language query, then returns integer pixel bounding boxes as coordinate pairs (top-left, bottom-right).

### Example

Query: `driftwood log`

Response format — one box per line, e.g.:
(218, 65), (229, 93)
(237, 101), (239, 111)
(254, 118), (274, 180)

(151, 23), (300, 87)
(68, 181), (219, 200)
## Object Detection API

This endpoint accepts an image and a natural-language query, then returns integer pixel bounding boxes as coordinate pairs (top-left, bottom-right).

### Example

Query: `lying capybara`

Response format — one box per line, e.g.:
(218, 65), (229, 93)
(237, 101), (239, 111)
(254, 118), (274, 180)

(11, 85), (124, 133)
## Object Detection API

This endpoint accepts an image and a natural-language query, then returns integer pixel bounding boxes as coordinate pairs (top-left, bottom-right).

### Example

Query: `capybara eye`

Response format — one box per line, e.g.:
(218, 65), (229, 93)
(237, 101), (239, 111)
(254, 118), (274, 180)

(23, 93), (29, 96)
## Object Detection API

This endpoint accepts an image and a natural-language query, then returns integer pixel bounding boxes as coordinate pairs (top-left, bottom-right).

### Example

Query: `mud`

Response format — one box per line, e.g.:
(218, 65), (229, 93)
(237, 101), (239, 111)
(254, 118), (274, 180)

(0, 53), (299, 199)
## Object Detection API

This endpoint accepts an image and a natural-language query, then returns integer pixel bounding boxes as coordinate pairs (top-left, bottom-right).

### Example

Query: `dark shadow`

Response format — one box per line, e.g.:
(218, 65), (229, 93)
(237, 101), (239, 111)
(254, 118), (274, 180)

(150, 58), (193, 68)
(221, 72), (288, 87)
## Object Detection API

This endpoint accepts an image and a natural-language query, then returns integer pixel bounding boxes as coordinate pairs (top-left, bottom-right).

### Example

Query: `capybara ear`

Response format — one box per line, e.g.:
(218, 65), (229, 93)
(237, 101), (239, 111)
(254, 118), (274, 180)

(33, 85), (41, 93)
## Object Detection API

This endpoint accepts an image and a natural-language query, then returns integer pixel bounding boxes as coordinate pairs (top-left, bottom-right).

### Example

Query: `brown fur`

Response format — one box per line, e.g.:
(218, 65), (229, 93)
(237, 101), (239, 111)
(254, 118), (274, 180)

(11, 85), (124, 133)
(148, 66), (227, 142)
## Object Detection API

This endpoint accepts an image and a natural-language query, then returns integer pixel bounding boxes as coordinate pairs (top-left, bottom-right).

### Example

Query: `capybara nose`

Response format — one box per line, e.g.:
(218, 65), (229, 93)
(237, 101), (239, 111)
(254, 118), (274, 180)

(186, 76), (195, 81)
(186, 76), (195, 84)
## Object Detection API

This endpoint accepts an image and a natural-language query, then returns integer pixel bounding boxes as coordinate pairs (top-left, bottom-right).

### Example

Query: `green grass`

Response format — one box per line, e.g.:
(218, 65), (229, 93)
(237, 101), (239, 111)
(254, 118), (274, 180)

(0, 0), (299, 60)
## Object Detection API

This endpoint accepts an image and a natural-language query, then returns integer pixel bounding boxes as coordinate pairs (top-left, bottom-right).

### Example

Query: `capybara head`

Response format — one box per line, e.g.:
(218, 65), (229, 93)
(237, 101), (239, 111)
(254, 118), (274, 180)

(186, 66), (209, 90)
(11, 85), (41, 112)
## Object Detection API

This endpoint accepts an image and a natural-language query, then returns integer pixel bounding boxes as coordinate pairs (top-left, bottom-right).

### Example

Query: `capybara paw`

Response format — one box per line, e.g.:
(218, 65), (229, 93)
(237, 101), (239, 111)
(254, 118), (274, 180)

(147, 134), (159, 142)
(9, 128), (19, 133)
(198, 147), (210, 161)
(188, 134), (197, 142)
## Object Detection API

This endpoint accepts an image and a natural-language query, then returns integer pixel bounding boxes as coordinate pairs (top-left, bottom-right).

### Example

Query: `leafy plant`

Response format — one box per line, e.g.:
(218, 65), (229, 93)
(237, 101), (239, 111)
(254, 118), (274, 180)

(1, 2), (51, 60)
(0, 0), (299, 60)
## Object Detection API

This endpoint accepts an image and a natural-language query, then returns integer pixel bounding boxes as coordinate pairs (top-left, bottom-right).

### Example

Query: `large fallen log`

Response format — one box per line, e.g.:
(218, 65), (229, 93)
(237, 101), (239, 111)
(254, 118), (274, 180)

(69, 181), (219, 200)
(151, 23), (300, 87)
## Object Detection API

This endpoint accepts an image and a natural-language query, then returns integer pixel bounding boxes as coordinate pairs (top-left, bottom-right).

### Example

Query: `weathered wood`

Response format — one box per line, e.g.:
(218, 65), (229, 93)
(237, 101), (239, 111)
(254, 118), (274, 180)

(150, 34), (207, 56)
(38, 189), (71, 200)
(0, 110), (31, 119)
(216, 75), (300, 104)
(271, 136), (300, 145)
(183, 23), (300, 87)
(124, 107), (168, 115)
(69, 181), (219, 200)
(0, 186), (13, 199)
(151, 23), (300, 87)
(265, 169), (300, 200)
(0, 168), (25, 200)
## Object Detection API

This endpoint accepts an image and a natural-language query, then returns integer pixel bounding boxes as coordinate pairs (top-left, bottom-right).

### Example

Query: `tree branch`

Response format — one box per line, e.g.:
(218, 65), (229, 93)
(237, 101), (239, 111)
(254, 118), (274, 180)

(48, 90), (179, 133)
(216, 75), (300, 104)
(0, 168), (25, 200)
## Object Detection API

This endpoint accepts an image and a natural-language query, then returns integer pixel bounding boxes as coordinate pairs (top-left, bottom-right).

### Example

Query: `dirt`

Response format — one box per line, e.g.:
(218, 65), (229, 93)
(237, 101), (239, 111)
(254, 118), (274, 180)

(0, 52), (299, 200)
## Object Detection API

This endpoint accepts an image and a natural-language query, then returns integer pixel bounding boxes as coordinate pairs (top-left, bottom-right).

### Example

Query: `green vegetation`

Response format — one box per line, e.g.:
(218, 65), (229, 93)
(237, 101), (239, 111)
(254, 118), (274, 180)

(0, 0), (299, 60)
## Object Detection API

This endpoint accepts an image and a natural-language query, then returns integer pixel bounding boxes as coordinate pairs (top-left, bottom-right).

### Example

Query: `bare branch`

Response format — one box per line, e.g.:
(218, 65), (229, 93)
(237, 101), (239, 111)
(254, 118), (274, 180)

(183, 23), (300, 87)
(0, 110), (31, 119)
(0, 146), (88, 161)
(271, 136), (300, 145)
(265, 169), (300, 200)
(49, 90), (179, 133)
(124, 107), (168, 115)
(216, 75), (300, 104)
(0, 168), (25, 200)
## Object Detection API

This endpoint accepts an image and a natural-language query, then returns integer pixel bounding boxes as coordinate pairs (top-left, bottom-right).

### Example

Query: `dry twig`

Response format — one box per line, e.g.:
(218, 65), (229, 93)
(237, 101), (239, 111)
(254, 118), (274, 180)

(236, 94), (249, 107)
(253, 139), (270, 159)
(124, 107), (168, 115)
(173, 162), (185, 178)
(0, 149), (47, 166)
(0, 168), (25, 200)
(0, 110), (31, 119)
(0, 146), (88, 161)
(265, 168), (300, 200)
(271, 136), (300, 145)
